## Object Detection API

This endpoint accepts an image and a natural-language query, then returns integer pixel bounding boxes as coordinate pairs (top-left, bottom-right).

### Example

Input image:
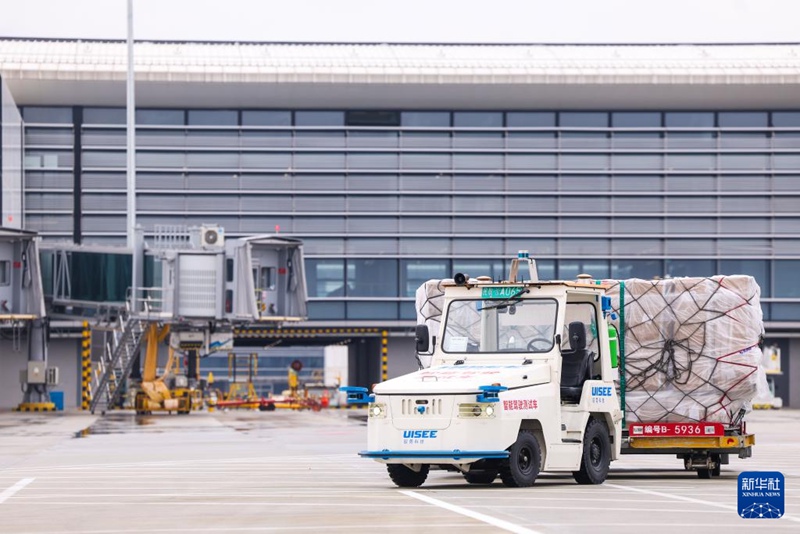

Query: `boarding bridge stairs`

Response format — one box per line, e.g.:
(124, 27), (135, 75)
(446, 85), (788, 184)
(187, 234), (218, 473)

(90, 309), (148, 414)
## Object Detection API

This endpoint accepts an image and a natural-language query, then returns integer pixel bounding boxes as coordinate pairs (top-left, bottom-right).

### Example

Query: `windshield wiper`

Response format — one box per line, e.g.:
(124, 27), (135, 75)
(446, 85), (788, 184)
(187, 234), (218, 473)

(479, 288), (530, 311)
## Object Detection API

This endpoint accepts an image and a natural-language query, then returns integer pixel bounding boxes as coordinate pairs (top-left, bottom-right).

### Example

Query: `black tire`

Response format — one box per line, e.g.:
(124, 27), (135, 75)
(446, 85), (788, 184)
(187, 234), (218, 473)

(711, 454), (721, 477)
(499, 430), (541, 487)
(573, 418), (611, 485)
(697, 468), (712, 479)
(387, 464), (429, 488)
(463, 469), (498, 485)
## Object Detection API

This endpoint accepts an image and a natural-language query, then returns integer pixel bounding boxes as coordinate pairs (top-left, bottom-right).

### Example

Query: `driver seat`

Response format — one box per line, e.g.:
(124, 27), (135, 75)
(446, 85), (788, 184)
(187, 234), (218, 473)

(560, 321), (591, 403)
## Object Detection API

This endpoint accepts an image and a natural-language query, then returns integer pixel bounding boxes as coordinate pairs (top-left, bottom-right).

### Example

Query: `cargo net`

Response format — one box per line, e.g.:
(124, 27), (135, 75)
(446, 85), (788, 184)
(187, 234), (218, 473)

(605, 276), (769, 425)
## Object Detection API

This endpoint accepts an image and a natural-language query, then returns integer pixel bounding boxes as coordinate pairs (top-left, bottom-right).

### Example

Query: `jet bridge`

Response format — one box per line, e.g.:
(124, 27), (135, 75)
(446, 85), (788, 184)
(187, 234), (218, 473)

(0, 227), (55, 411)
(38, 225), (307, 413)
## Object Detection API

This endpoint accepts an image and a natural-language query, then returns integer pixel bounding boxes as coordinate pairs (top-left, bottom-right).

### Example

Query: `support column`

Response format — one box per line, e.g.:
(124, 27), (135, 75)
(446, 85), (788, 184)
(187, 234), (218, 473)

(81, 321), (92, 410)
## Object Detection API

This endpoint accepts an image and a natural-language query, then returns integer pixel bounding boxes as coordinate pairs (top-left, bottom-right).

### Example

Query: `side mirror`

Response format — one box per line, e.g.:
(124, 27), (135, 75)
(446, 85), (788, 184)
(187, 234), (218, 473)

(415, 324), (430, 353)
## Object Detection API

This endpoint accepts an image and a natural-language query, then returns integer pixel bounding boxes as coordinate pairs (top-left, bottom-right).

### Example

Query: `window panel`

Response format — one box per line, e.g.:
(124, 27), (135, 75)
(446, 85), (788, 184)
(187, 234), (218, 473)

(400, 174), (451, 190)
(664, 259), (716, 277)
(401, 260), (450, 296)
(241, 111), (292, 126)
(348, 174), (399, 190)
(240, 130), (292, 147)
(506, 217), (557, 234)
(346, 238), (398, 254)
(561, 196), (609, 213)
(773, 154), (800, 169)
(136, 109), (184, 125)
(347, 131), (398, 148)
(22, 107), (72, 124)
(507, 175), (557, 191)
(347, 153), (399, 169)
(401, 217), (450, 233)
(307, 301), (346, 320)
(559, 260), (610, 280)
(560, 238), (610, 255)
(613, 196), (663, 213)
(613, 175), (663, 192)
(506, 154), (557, 170)
(772, 112), (800, 127)
(664, 239), (715, 255)
(401, 112), (450, 127)
(347, 217), (398, 233)
(611, 112), (661, 128)
(718, 112), (768, 128)
(720, 196), (769, 213)
(294, 111), (344, 126)
(345, 111), (400, 127)
(507, 196), (557, 213)
(453, 174), (502, 191)
(401, 131), (451, 148)
(453, 196), (503, 212)
(559, 112), (608, 128)
(347, 259), (398, 297)
(560, 153), (608, 170)
(719, 175), (768, 192)
(666, 175), (716, 192)
(454, 217), (503, 234)
(614, 217), (663, 234)
(667, 154), (716, 170)
(611, 239), (662, 255)
(400, 195), (451, 212)
(347, 302), (399, 320)
(560, 132), (609, 149)
(612, 154), (662, 170)
(772, 303), (800, 321)
(666, 217), (716, 233)
(453, 112), (502, 128)
(720, 132), (769, 149)
(772, 132), (800, 149)
(665, 132), (716, 149)
(293, 217), (345, 232)
(453, 132), (504, 148)
(295, 131), (345, 148)
(348, 195), (398, 212)
(774, 218), (800, 234)
(293, 153), (345, 169)
(506, 112), (556, 128)
(453, 238), (503, 255)
(611, 260), (663, 279)
(295, 174), (345, 190)
(718, 239), (770, 256)
(399, 238), (451, 255)
(506, 132), (557, 149)
(298, 237), (344, 254)
(665, 196), (716, 213)
(612, 132), (662, 149)
(561, 217), (610, 234)
(665, 112), (714, 128)
(294, 195), (345, 212)
(719, 154), (768, 170)
(560, 175), (610, 191)
(83, 108), (125, 124)
(401, 153), (451, 169)
(187, 110), (237, 126)
(186, 152), (238, 168)
(453, 153), (503, 170)
(719, 218), (770, 234)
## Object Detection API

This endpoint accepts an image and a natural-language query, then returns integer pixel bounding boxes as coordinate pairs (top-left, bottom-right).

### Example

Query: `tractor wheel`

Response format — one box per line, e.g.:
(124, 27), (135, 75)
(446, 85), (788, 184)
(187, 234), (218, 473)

(387, 464), (429, 488)
(499, 430), (541, 487)
(573, 418), (611, 485)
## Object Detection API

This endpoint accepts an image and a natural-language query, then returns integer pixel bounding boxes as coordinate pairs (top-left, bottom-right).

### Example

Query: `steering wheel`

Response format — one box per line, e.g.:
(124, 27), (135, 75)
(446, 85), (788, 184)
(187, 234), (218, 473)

(526, 338), (552, 352)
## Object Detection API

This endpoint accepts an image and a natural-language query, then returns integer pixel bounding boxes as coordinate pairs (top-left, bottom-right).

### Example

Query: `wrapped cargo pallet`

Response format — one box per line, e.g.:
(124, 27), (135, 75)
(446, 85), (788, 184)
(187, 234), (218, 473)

(604, 276), (769, 425)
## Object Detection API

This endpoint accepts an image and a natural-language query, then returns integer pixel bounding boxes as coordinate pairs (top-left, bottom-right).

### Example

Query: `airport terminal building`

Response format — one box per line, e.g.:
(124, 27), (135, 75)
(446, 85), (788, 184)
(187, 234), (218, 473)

(1, 39), (799, 408)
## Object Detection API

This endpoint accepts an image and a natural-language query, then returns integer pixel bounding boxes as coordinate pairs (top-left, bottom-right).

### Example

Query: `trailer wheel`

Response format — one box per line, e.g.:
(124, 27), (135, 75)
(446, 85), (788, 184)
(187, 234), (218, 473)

(463, 469), (498, 485)
(697, 468), (712, 479)
(711, 454), (721, 477)
(573, 418), (611, 485)
(500, 430), (541, 487)
(387, 464), (429, 488)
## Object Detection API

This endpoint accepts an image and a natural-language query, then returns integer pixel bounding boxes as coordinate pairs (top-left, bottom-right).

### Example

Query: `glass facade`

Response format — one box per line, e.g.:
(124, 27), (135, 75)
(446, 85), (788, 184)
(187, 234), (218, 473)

(21, 108), (800, 321)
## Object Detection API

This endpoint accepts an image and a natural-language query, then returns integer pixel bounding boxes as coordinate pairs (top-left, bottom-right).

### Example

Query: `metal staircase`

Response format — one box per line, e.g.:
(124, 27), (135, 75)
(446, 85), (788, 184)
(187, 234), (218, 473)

(90, 310), (148, 414)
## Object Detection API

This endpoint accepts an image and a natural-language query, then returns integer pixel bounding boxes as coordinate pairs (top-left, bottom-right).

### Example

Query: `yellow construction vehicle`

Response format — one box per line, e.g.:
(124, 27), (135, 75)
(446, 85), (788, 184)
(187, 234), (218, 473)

(134, 324), (201, 415)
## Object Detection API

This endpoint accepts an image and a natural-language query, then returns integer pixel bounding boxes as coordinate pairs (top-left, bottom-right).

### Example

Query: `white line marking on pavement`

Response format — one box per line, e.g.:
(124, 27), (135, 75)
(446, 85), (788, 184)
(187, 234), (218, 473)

(606, 483), (800, 523)
(0, 478), (34, 504)
(400, 490), (542, 534)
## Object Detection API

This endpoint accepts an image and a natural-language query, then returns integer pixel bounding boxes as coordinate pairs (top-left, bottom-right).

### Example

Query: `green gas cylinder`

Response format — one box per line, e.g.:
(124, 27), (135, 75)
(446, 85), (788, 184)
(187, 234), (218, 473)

(608, 325), (619, 368)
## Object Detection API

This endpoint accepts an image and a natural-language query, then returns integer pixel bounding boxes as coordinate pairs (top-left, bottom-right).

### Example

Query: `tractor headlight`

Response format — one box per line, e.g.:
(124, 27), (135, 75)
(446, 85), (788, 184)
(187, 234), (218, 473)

(369, 403), (387, 418)
(458, 403), (496, 418)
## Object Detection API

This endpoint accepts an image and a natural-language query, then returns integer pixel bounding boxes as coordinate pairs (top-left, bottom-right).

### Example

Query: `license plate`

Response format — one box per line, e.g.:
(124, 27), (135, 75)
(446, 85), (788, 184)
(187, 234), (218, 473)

(481, 286), (523, 299)
(629, 422), (725, 437)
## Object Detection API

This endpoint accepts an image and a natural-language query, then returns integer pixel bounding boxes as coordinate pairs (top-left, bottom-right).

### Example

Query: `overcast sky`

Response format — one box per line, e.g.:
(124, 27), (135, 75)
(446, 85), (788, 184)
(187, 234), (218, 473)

(0, 0), (797, 44)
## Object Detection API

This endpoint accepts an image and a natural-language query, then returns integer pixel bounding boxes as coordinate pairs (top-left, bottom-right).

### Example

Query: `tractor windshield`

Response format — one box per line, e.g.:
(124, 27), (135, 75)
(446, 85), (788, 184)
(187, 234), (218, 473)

(441, 298), (558, 354)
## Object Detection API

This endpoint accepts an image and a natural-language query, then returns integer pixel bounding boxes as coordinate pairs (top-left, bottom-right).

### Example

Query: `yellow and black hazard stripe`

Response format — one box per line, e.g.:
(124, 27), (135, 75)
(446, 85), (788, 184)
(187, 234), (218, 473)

(81, 321), (92, 410)
(234, 327), (382, 338)
(16, 402), (56, 412)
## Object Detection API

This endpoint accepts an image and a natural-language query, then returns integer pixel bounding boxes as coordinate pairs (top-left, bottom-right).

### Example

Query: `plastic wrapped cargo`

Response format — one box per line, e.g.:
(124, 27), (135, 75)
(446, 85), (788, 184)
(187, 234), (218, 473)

(604, 276), (769, 425)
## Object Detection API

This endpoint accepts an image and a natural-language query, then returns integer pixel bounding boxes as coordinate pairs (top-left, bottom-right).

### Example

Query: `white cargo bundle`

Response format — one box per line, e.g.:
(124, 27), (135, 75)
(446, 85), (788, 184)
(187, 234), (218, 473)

(604, 276), (769, 425)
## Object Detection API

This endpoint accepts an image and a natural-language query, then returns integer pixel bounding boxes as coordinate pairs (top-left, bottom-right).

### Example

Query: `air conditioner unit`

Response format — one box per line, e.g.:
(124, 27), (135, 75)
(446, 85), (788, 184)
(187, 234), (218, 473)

(193, 225), (225, 248)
